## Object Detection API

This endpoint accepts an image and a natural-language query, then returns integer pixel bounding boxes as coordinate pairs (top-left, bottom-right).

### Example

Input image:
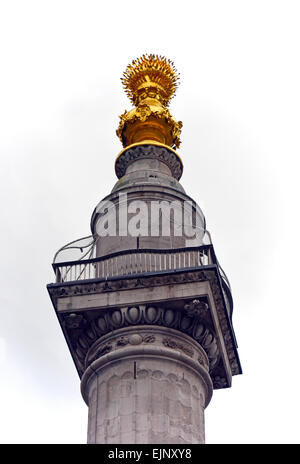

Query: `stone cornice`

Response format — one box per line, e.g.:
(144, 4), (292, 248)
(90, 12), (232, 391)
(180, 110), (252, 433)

(47, 267), (242, 389)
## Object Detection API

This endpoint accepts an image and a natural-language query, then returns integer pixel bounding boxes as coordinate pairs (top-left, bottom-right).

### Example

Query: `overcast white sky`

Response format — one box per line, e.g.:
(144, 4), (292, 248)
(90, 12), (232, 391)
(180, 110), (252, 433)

(1, 0), (300, 444)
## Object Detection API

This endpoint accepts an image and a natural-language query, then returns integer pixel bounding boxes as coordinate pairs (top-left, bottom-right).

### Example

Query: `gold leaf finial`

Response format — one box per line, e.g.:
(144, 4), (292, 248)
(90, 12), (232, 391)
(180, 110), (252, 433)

(121, 54), (180, 107)
(116, 54), (182, 149)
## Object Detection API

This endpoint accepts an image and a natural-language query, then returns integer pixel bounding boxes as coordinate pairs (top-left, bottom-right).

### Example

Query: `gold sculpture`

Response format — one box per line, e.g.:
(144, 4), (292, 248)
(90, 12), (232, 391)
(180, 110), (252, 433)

(116, 54), (183, 149)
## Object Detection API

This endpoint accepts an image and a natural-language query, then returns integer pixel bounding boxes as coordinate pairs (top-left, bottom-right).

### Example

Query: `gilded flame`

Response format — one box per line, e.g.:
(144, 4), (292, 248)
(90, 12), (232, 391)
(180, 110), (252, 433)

(121, 54), (180, 107)
(116, 54), (182, 149)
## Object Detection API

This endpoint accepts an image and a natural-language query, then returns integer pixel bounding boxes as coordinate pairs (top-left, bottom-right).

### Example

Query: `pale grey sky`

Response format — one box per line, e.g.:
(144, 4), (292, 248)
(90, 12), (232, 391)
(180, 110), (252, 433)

(1, 0), (300, 443)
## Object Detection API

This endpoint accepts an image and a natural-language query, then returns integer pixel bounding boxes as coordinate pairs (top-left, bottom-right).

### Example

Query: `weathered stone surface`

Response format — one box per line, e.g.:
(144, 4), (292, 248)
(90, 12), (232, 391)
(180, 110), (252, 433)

(82, 326), (212, 444)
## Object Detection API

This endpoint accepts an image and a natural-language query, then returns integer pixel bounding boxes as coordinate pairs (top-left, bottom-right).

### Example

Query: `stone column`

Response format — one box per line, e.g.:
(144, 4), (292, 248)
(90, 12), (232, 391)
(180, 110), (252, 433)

(81, 326), (213, 444)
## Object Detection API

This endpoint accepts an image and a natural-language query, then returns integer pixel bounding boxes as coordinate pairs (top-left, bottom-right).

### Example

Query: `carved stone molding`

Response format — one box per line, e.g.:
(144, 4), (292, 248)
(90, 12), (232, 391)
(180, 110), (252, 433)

(80, 326), (213, 411)
(84, 326), (210, 377)
(73, 304), (218, 375)
(64, 313), (86, 329)
(162, 337), (194, 359)
(48, 267), (242, 388)
(202, 270), (240, 376)
(50, 269), (208, 301)
(115, 144), (183, 180)
(184, 299), (208, 318)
